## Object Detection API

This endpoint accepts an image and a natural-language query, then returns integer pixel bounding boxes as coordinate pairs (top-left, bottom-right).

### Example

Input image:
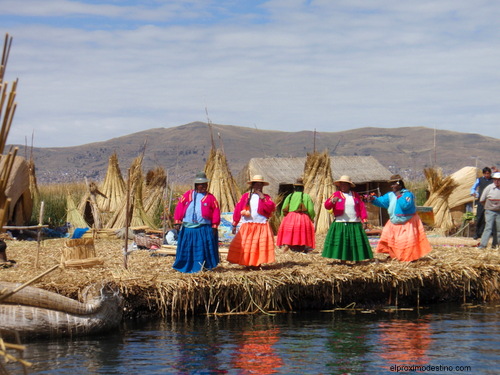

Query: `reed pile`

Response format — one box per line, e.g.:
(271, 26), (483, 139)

(96, 152), (126, 217)
(2, 235), (497, 319)
(205, 148), (240, 213)
(105, 155), (157, 229)
(303, 151), (334, 234)
(66, 193), (89, 228)
(424, 167), (458, 234)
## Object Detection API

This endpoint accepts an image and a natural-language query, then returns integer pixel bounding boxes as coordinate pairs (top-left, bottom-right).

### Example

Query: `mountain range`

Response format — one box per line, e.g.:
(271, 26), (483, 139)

(10, 122), (499, 185)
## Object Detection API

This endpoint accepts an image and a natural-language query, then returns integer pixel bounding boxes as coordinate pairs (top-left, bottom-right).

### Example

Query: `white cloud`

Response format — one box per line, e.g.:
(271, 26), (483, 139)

(1, 0), (499, 147)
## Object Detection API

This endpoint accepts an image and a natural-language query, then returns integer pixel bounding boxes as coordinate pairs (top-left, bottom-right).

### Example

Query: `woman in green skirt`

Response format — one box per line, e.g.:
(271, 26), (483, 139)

(322, 175), (373, 264)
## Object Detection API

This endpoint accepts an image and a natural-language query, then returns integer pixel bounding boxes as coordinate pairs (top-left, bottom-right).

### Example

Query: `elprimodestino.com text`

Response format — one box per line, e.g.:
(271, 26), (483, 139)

(390, 364), (472, 372)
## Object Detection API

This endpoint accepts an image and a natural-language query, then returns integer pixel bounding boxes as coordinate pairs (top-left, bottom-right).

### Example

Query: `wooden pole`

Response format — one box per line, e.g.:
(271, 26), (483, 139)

(35, 201), (44, 269)
(123, 168), (131, 269)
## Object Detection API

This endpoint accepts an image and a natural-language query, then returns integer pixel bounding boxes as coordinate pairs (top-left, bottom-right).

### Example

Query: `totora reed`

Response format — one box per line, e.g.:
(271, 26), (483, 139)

(1, 234), (499, 319)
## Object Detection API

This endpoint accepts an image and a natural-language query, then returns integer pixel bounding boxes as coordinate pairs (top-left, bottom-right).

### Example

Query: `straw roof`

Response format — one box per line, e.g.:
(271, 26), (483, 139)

(238, 155), (392, 196)
(448, 166), (477, 209)
(0, 154), (32, 225)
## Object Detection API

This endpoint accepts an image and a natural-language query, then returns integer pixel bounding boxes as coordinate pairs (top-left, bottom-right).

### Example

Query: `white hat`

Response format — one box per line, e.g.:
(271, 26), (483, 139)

(334, 175), (355, 187)
(492, 172), (500, 179)
(247, 175), (269, 186)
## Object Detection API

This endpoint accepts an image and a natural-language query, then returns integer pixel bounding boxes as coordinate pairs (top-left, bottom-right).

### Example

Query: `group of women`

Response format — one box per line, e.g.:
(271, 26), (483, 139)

(172, 172), (432, 273)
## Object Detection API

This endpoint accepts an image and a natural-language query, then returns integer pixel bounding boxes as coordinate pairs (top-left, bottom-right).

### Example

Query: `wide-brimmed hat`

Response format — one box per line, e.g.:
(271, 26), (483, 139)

(334, 175), (355, 187)
(194, 172), (209, 184)
(247, 174), (269, 186)
(492, 172), (500, 179)
(293, 178), (304, 186)
(388, 174), (403, 183)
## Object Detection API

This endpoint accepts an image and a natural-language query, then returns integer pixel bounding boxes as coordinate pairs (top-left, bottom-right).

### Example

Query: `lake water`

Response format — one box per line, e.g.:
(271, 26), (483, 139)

(7, 303), (500, 375)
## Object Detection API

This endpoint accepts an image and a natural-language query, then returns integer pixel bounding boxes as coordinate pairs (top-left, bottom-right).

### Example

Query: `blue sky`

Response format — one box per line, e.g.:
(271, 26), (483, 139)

(1, 0), (499, 147)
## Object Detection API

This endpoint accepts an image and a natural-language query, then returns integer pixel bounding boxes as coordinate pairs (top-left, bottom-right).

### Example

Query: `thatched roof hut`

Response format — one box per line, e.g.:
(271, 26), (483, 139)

(238, 155), (393, 227)
(238, 155), (392, 197)
(0, 155), (33, 225)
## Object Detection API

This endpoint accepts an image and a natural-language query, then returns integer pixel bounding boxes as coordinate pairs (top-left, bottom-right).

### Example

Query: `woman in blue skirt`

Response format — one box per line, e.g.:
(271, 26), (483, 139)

(172, 172), (221, 273)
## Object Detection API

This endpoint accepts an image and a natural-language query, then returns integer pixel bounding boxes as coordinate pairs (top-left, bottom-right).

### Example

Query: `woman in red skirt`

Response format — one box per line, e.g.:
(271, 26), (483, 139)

(276, 178), (316, 253)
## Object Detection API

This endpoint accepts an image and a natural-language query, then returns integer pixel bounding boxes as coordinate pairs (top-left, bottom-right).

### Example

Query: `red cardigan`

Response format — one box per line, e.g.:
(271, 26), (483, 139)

(174, 190), (221, 227)
(232, 192), (276, 226)
(324, 191), (367, 222)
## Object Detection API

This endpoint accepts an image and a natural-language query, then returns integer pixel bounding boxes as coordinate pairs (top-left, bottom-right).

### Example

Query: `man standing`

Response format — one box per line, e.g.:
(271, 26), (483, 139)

(470, 167), (493, 239)
(478, 172), (500, 249)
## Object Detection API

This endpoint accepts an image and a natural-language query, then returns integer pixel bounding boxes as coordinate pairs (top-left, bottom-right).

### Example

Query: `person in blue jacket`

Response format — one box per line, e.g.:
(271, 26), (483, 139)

(367, 174), (432, 261)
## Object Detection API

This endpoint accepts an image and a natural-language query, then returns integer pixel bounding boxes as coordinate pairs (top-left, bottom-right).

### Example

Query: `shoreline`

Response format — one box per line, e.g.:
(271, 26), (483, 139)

(1, 235), (499, 319)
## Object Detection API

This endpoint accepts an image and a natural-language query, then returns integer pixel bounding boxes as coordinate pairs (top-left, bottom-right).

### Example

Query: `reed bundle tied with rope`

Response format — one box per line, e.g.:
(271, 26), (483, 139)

(424, 167), (458, 234)
(205, 148), (241, 213)
(96, 152), (126, 215)
(303, 150), (334, 235)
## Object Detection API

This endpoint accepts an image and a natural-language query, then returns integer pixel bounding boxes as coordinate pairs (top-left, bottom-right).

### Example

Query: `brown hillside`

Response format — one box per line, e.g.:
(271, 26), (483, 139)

(10, 122), (500, 184)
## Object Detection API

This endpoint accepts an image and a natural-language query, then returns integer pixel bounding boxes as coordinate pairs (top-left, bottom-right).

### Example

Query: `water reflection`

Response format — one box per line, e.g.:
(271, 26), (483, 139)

(232, 328), (283, 374)
(325, 317), (372, 374)
(170, 318), (227, 374)
(8, 304), (500, 375)
(377, 319), (432, 366)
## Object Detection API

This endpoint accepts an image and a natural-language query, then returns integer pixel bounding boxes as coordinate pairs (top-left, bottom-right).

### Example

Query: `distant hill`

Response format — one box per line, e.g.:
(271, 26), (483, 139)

(10, 122), (500, 184)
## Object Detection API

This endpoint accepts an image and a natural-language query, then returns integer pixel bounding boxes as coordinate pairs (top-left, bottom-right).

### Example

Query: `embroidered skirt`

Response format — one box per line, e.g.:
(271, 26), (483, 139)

(322, 221), (373, 261)
(227, 222), (275, 266)
(276, 211), (316, 248)
(173, 224), (219, 273)
(376, 215), (432, 261)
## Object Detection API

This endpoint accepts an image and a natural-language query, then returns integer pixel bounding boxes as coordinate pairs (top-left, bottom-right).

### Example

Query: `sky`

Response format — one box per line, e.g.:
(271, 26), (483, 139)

(1, 0), (499, 148)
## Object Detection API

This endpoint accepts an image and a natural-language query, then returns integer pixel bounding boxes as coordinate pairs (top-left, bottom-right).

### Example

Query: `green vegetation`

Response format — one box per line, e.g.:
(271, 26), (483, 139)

(31, 183), (87, 227)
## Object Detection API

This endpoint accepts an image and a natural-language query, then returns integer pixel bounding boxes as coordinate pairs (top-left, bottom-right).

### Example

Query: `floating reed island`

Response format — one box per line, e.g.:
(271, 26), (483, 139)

(1, 235), (499, 319)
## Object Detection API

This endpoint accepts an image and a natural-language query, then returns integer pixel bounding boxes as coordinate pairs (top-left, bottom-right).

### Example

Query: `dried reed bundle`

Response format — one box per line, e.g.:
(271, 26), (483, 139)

(1, 236), (499, 319)
(77, 180), (104, 229)
(143, 166), (167, 216)
(205, 148), (241, 213)
(424, 167), (458, 234)
(97, 152), (126, 215)
(303, 150), (334, 234)
(62, 258), (104, 268)
(105, 155), (157, 229)
(66, 193), (89, 229)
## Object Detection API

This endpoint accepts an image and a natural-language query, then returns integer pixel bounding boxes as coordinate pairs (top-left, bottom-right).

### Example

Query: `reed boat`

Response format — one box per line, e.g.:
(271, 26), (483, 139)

(0, 281), (124, 337)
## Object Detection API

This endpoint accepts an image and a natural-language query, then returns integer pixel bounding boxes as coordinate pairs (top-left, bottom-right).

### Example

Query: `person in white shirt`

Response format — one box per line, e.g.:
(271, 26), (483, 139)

(478, 172), (500, 249)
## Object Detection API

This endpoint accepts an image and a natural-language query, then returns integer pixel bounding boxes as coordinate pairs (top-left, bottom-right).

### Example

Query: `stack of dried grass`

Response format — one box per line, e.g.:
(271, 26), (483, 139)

(78, 180), (105, 229)
(105, 155), (157, 229)
(61, 238), (104, 268)
(424, 167), (458, 234)
(205, 148), (240, 213)
(0, 33), (17, 229)
(303, 150), (334, 235)
(66, 193), (89, 229)
(96, 152), (126, 221)
(143, 166), (167, 217)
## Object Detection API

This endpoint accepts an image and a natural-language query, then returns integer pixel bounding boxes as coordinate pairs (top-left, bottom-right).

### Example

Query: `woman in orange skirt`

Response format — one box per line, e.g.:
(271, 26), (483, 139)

(367, 174), (432, 261)
(227, 175), (276, 268)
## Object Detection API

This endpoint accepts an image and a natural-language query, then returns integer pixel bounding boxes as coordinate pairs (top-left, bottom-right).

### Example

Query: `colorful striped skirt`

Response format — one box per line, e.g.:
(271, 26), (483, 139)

(376, 215), (432, 261)
(322, 221), (373, 261)
(276, 211), (316, 248)
(173, 224), (219, 273)
(227, 222), (275, 266)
